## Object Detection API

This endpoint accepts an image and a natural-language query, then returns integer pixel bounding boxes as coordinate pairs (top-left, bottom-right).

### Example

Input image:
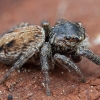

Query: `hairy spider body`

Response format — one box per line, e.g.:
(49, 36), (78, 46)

(0, 20), (100, 96)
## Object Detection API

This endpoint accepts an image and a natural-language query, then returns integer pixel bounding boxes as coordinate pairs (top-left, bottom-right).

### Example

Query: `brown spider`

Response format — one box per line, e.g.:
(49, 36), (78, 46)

(0, 19), (100, 95)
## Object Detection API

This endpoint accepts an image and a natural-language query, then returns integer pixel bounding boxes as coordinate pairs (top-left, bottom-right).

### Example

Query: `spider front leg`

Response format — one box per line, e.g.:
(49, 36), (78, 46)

(40, 42), (52, 96)
(41, 21), (51, 42)
(77, 47), (100, 65)
(54, 53), (86, 82)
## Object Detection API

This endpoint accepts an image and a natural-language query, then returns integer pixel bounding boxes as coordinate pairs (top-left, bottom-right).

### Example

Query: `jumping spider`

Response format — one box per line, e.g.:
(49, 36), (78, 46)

(0, 19), (100, 96)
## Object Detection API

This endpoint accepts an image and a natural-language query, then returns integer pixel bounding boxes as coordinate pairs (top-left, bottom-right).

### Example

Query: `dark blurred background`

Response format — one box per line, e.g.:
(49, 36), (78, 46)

(0, 0), (100, 77)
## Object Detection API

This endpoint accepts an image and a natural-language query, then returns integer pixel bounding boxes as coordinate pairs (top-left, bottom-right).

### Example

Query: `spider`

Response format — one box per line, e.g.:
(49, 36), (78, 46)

(0, 19), (100, 96)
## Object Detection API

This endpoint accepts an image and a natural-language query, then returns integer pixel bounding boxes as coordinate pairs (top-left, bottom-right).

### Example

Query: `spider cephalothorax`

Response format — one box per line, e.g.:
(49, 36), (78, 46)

(0, 20), (100, 96)
(50, 21), (86, 52)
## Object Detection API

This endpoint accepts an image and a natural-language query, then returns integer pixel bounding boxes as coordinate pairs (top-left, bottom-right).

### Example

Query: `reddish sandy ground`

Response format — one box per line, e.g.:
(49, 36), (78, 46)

(0, 0), (100, 100)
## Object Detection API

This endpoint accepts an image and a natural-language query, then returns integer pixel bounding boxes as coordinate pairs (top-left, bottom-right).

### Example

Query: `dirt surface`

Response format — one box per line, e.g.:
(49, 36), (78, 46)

(0, 0), (100, 100)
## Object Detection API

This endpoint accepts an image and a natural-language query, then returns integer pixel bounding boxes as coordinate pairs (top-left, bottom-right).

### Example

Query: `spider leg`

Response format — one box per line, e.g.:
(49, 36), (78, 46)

(0, 48), (35, 84)
(40, 42), (52, 96)
(41, 20), (51, 42)
(77, 47), (100, 65)
(54, 53), (85, 82)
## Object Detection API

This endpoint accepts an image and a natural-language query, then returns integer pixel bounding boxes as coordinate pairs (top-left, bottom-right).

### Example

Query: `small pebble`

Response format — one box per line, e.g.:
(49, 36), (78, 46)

(6, 69), (8, 72)
(8, 94), (13, 100)
(17, 70), (20, 73)
(91, 86), (93, 88)
(28, 70), (30, 72)
(34, 81), (36, 83)
(62, 90), (65, 92)
(41, 83), (45, 87)
(61, 93), (63, 94)
(61, 72), (64, 74)
(90, 90), (93, 92)
(28, 93), (33, 96)
(72, 85), (75, 88)
(0, 91), (2, 94)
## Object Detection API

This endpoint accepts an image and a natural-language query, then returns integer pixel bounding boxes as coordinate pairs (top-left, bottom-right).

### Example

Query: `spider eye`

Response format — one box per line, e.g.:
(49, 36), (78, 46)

(66, 36), (83, 42)
(66, 36), (71, 40)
